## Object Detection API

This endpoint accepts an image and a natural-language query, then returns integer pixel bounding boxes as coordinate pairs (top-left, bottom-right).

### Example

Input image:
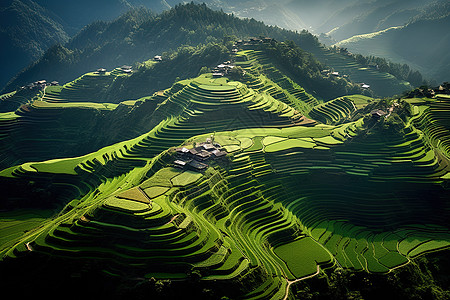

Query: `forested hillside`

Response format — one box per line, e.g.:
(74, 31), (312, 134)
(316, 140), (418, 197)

(0, 0), (69, 89)
(336, 2), (450, 83)
(1, 3), (321, 93)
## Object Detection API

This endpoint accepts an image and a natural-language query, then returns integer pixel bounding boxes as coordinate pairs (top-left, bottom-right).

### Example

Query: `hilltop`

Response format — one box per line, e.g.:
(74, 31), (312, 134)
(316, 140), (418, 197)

(3, 0), (446, 91)
(0, 39), (364, 169)
(0, 36), (449, 298)
(3, 3), (422, 102)
(2, 3), (322, 93)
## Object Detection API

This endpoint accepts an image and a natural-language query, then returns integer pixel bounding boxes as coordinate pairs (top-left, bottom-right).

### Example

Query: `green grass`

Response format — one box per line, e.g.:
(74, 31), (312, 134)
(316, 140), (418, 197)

(408, 240), (450, 258)
(104, 197), (151, 212)
(274, 237), (332, 278)
(171, 170), (203, 186)
(143, 186), (170, 198)
(0, 64), (449, 299)
(32, 100), (118, 110)
(264, 138), (316, 152)
(378, 252), (408, 268)
(0, 209), (54, 250)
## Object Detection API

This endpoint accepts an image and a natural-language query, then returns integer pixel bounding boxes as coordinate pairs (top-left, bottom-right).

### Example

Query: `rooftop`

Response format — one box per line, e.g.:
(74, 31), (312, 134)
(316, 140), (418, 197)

(202, 143), (216, 151)
(189, 160), (208, 170)
(196, 150), (211, 159)
(212, 149), (227, 157)
(176, 147), (190, 153)
(370, 109), (387, 117)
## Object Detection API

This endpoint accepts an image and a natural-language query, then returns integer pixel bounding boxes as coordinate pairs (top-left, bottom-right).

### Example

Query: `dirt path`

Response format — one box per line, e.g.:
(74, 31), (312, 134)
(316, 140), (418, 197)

(165, 214), (180, 225)
(283, 265), (320, 300)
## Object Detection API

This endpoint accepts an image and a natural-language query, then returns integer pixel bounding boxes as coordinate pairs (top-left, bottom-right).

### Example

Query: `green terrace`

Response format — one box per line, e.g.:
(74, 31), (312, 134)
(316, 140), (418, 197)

(307, 45), (412, 97)
(0, 66), (449, 299)
(41, 71), (122, 104)
(235, 49), (320, 114)
(3, 103), (449, 298)
(0, 73), (316, 170)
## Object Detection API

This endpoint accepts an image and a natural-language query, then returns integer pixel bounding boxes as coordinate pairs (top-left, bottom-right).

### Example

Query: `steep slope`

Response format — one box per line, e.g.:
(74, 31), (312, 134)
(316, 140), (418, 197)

(321, 0), (436, 42)
(336, 9), (450, 83)
(2, 3), (320, 93)
(0, 0), (69, 90)
(2, 39), (427, 172)
(1, 76), (449, 298)
(302, 44), (413, 97)
(1, 41), (450, 298)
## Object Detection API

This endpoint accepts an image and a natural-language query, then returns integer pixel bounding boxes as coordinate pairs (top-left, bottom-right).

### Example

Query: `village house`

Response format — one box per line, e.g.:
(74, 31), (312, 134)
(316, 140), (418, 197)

(213, 61), (235, 76)
(174, 160), (188, 168)
(188, 160), (208, 171)
(370, 109), (387, 119)
(121, 65), (132, 73)
(173, 137), (228, 171)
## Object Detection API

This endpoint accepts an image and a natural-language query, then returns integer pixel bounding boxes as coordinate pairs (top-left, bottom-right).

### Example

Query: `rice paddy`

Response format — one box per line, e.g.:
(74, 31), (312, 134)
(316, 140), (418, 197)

(0, 49), (449, 299)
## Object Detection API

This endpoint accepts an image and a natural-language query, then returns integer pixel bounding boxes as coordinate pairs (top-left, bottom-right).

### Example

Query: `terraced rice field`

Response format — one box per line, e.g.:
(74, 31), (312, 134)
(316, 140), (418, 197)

(0, 65), (449, 299)
(41, 72), (120, 103)
(234, 49), (320, 114)
(307, 46), (412, 97)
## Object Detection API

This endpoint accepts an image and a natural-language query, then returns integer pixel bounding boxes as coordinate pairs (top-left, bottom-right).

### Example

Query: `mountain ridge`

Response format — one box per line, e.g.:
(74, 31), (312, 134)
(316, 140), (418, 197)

(336, 10), (450, 83)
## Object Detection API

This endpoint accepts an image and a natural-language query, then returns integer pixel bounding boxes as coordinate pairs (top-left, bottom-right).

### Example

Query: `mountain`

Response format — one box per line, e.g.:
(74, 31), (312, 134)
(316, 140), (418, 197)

(0, 0), (69, 90)
(0, 4), (324, 93)
(0, 36), (449, 299)
(0, 39), (365, 168)
(3, 3), (418, 100)
(2, 0), (442, 92)
(33, 0), (173, 35)
(317, 0), (437, 42)
(201, 0), (437, 39)
(0, 0), (183, 94)
(335, 2), (450, 83)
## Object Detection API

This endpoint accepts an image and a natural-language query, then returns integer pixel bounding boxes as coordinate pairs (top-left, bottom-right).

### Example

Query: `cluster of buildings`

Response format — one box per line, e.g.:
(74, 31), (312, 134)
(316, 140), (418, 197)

(405, 84), (450, 98)
(231, 37), (276, 54)
(173, 137), (227, 171)
(212, 61), (235, 78)
(23, 80), (59, 90)
(234, 37), (275, 48)
(321, 69), (349, 79)
(370, 109), (387, 119)
(98, 56), (162, 76)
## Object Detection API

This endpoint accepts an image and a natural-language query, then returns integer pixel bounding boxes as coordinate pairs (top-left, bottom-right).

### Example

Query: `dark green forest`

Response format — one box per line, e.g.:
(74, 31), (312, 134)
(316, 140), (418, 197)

(3, 3), (322, 93)
(3, 2), (426, 97)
